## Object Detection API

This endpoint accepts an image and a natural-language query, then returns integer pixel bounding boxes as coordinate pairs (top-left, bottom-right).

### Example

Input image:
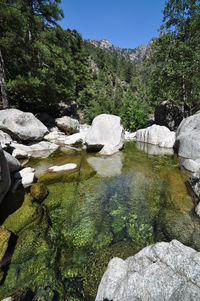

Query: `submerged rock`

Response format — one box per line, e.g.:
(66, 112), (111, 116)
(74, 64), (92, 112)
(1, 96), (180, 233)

(85, 114), (125, 155)
(96, 240), (200, 301)
(0, 145), (11, 204)
(155, 101), (185, 131)
(30, 183), (48, 203)
(0, 227), (11, 261)
(136, 124), (175, 148)
(0, 109), (48, 141)
(175, 112), (200, 159)
(55, 116), (80, 134)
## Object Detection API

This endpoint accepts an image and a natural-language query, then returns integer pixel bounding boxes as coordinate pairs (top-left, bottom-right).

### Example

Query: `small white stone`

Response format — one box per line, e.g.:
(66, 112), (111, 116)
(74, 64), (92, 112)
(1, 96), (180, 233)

(48, 163), (77, 172)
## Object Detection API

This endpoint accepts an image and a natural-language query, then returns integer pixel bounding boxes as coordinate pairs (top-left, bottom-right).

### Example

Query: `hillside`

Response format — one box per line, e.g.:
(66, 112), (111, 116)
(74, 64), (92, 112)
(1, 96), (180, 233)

(87, 38), (151, 63)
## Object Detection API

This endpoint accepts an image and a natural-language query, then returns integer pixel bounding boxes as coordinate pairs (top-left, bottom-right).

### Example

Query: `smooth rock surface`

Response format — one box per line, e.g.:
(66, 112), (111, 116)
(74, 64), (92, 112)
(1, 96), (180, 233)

(136, 124), (175, 148)
(11, 141), (58, 158)
(55, 116), (80, 134)
(64, 132), (86, 146)
(3, 151), (21, 172)
(0, 146), (11, 204)
(14, 167), (35, 186)
(175, 112), (200, 159)
(181, 158), (200, 173)
(12, 148), (29, 159)
(48, 163), (77, 172)
(96, 240), (200, 301)
(85, 114), (125, 155)
(155, 101), (185, 131)
(0, 109), (48, 141)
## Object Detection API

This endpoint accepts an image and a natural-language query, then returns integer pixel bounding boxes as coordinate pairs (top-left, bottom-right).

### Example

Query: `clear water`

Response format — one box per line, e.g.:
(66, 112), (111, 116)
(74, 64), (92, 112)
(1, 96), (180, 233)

(0, 142), (199, 301)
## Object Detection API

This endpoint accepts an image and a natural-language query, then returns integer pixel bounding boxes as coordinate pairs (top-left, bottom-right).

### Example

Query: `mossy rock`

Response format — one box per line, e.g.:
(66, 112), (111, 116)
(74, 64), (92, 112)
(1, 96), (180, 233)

(30, 183), (49, 203)
(3, 195), (41, 234)
(157, 209), (194, 245)
(0, 227), (11, 261)
(83, 241), (142, 301)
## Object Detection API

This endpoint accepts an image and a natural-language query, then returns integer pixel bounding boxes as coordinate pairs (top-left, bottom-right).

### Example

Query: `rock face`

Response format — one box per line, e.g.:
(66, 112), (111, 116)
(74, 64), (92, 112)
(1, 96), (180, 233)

(181, 158), (200, 173)
(155, 101), (185, 131)
(0, 130), (12, 148)
(187, 171), (200, 198)
(3, 151), (21, 173)
(175, 112), (200, 159)
(0, 109), (48, 141)
(55, 116), (80, 134)
(96, 240), (200, 301)
(0, 146), (11, 204)
(136, 125), (175, 148)
(11, 141), (58, 159)
(85, 114), (125, 155)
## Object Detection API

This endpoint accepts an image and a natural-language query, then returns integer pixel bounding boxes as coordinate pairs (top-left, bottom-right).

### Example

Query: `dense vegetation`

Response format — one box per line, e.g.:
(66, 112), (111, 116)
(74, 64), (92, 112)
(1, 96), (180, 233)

(0, 0), (200, 130)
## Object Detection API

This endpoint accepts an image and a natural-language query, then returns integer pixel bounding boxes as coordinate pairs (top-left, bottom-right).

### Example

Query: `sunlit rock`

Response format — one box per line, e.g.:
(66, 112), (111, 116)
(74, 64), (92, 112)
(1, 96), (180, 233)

(96, 240), (200, 301)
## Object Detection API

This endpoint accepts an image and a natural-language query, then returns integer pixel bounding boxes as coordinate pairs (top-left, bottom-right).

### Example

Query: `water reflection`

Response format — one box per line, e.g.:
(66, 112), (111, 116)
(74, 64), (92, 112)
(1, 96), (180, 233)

(136, 141), (174, 156)
(87, 153), (124, 177)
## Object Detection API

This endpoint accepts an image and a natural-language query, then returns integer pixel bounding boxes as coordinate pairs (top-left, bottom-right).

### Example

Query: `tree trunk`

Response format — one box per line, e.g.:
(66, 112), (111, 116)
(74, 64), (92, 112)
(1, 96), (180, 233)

(0, 48), (9, 109)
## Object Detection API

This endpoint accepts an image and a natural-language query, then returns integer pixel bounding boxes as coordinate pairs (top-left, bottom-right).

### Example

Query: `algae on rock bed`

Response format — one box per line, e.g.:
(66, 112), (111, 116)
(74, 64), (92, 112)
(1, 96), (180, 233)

(0, 143), (199, 300)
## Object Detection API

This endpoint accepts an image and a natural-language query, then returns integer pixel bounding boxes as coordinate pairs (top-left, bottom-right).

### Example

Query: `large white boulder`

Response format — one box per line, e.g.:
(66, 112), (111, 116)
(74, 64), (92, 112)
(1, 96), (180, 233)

(96, 240), (200, 301)
(85, 114), (125, 155)
(175, 112), (200, 159)
(0, 109), (48, 141)
(136, 124), (175, 148)
(55, 116), (80, 134)
(0, 145), (11, 204)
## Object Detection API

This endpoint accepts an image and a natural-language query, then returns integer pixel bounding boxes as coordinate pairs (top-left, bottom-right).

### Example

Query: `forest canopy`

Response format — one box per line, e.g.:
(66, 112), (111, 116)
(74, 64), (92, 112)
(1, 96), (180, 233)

(0, 0), (200, 130)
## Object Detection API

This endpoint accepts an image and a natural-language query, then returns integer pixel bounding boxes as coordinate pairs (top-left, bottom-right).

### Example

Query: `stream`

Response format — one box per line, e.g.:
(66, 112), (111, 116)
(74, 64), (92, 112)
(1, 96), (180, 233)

(0, 141), (199, 301)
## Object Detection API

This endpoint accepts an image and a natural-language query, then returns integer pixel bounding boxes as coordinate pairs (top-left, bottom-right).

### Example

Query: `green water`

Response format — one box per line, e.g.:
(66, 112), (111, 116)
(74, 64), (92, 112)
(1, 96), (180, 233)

(0, 142), (200, 300)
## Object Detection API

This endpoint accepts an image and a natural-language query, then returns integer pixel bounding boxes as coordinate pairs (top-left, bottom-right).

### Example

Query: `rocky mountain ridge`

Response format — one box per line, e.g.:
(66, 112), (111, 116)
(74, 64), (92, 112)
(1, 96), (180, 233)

(87, 38), (151, 63)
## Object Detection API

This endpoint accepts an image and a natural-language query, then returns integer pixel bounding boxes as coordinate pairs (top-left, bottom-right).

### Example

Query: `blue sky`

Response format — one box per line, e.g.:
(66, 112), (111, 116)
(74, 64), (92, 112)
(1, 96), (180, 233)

(59, 1), (166, 49)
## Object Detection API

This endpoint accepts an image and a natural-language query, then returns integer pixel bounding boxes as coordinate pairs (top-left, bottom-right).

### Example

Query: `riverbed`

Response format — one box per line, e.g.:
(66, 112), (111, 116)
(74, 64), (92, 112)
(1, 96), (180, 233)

(0, 141), (199, 300)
